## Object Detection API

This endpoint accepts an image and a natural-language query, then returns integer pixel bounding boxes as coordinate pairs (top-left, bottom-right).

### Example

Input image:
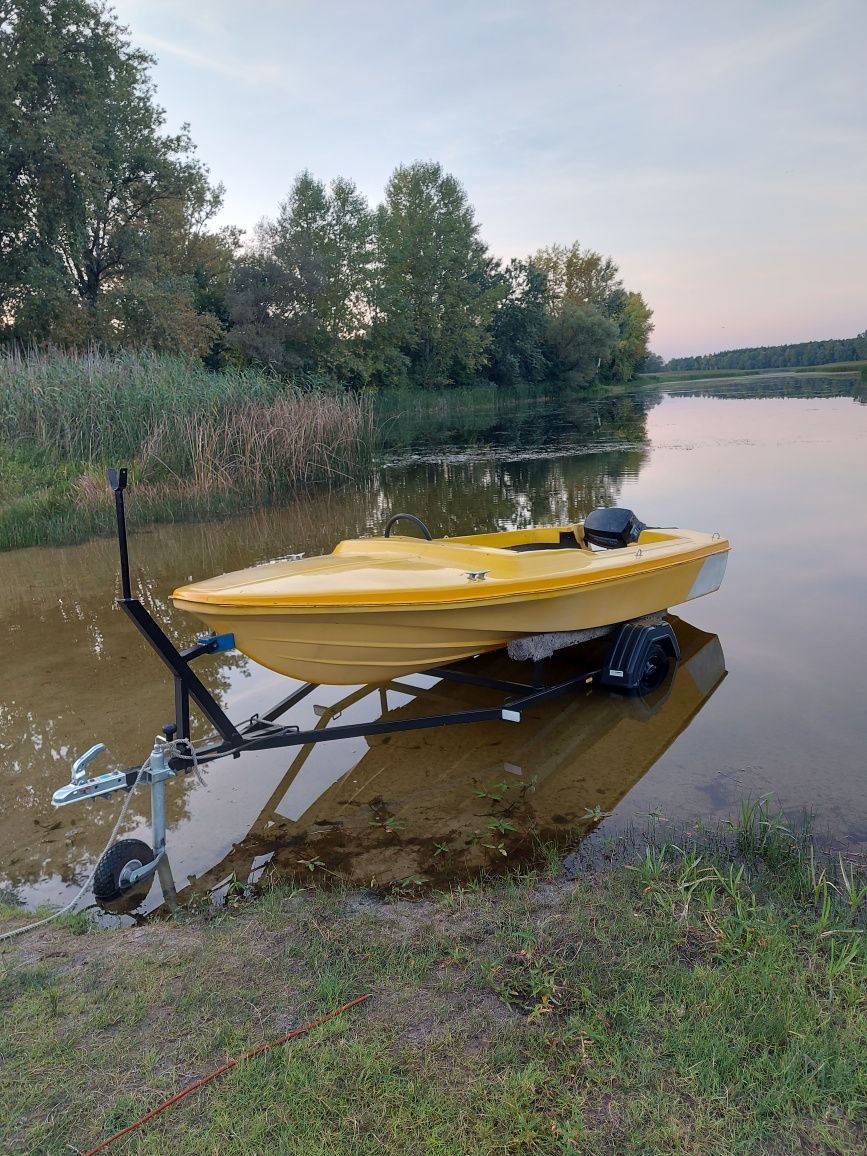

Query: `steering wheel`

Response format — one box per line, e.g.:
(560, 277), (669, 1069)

(384, 513), (433, 540)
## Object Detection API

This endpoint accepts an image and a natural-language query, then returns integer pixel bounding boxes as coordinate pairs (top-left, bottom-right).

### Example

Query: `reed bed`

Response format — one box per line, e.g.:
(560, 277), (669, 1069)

(0, 348), (375, 547)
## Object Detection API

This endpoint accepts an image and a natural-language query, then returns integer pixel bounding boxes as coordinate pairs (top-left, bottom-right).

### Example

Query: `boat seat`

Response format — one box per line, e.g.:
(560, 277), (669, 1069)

(509, 530), (583, 552)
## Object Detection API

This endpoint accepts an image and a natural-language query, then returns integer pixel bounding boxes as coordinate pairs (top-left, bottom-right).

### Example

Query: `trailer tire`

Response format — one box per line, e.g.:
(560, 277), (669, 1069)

(637, 643), (670, 694)
(93, 838), (154, 901)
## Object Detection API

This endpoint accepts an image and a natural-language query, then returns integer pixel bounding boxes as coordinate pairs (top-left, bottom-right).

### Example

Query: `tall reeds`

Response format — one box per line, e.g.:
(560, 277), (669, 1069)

(0, 348), (375, 522)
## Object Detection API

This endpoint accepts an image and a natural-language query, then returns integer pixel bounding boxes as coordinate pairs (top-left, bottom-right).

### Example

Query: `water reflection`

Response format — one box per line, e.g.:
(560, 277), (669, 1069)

(172, 616), (725, 901)
(0, 399), (652, 908)
(3, 382), (866, 910)
(379, 393), (657, 459)
(656, 372), (859, 401)
(380, 452), (646, 537)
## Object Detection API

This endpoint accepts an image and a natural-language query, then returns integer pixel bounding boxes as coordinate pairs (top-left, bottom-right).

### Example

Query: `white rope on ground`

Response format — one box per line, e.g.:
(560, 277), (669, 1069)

(0, 739), (200, 945)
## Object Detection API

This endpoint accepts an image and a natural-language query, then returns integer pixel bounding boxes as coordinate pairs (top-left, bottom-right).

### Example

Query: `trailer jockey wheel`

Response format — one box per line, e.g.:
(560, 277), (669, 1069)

(93, 838), (154, 901)
(637, 644), (670, 694)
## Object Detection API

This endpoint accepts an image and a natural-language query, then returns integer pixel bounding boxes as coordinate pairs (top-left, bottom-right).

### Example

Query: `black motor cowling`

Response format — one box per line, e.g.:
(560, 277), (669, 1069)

(583, 507), (646, 549)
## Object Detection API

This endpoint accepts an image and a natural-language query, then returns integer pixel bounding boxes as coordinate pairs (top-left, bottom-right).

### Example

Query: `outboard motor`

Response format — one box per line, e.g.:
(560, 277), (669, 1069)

(583, 507), (646, 549)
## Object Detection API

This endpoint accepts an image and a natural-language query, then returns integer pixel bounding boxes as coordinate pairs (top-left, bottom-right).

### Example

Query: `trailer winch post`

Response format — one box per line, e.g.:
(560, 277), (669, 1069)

(105, 467), (244, 749)
(107, 467), (132, 600)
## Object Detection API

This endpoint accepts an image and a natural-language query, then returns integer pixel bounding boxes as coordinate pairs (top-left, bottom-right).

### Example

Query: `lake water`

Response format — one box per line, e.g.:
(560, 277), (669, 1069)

(1, 377), (865, 914)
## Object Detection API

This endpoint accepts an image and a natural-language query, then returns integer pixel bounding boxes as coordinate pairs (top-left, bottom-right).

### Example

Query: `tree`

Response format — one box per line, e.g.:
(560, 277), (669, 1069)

(532, 241), (651, 385)
(227, 173), (330, 375)
(542, 301), (618, 391)
(638, 351), (665, 373)
(667, 333), (866, 372)
(225, 248), (308, 375)
(227, 171), (374, 380)
(486, 258), (549, 388)
(1, 0), (223, 351)
(533, 242), (623, 315)
(602, 290), (654, 384)
(371, 161), (503, 389)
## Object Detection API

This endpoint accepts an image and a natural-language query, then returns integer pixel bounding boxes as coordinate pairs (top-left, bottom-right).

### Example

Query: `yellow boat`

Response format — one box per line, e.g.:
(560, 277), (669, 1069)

(172, 508), (730, 685)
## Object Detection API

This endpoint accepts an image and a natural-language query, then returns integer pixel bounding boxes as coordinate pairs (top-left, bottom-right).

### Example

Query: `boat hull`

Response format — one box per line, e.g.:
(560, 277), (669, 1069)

(179, 549), (728, 684)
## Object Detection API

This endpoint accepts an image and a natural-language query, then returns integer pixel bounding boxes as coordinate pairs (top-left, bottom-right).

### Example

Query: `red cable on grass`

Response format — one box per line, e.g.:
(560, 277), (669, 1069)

(82, 994), (371, 1155)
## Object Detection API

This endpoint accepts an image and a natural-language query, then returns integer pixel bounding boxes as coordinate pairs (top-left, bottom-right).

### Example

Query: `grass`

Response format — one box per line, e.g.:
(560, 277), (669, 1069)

(1, 802), (865, 1155)
(637, 362), (867, 385)
(0, 347), (375, 550)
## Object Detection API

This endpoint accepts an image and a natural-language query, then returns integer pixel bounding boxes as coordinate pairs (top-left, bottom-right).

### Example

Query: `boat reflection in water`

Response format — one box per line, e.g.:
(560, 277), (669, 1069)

(129, 615), (725, 908)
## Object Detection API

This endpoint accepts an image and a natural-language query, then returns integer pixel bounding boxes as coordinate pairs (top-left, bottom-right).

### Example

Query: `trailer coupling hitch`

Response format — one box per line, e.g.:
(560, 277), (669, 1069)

(53, 736), (178, 893)
(52, 743), (131, 807)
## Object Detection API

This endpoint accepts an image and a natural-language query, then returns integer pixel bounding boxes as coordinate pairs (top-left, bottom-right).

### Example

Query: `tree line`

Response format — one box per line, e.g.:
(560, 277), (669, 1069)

(665, 335), (867, 372)
(0, 0), (653, 391)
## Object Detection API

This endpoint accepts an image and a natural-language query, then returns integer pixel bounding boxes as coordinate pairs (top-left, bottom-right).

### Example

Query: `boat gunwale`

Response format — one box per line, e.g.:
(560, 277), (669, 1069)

(172, 539), (730, 613)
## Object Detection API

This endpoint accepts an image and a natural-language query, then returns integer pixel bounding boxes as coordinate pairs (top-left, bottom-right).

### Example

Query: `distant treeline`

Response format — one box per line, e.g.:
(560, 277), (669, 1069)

(0, 0), (652, 392)
(666, 334), (866, 372)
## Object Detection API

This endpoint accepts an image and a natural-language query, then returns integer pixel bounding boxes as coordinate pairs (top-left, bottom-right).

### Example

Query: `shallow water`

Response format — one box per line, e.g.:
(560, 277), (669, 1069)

(1, 378), (865, 913)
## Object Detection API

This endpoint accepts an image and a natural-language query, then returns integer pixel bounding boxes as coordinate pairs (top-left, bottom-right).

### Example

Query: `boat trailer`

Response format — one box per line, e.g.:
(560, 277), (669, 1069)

(52, 469), (680, 902)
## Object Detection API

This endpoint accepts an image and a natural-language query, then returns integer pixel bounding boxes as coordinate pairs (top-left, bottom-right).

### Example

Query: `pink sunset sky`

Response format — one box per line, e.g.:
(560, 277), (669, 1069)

(113, 0), (866, 361)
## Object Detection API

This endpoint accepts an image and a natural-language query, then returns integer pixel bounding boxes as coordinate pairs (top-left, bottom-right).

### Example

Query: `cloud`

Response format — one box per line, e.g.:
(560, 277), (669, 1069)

(109, 0), (867, 358)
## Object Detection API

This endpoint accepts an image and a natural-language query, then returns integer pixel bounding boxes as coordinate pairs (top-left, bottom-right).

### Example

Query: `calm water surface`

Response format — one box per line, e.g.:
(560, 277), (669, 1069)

(1, 380), (865, 913)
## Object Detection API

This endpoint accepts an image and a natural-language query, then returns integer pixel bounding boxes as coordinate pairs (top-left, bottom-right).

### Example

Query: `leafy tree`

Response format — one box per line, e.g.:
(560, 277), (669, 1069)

(225, 249), (307, 375)
(602, 290), (654, 384)
(486, 258), (549, 388)
(227, 171), (374, 380)
(534, 242), (623, 315)
(542, 301), (618, 391)
(667, 335), (867, 371)
(318, 177), (376, 345)
(1, 0), (223, 351)
(532, 242), (651, 384)
(227, 174), (330, 375)
(371, 161), (503, 389)
(638, 352), (666, 373)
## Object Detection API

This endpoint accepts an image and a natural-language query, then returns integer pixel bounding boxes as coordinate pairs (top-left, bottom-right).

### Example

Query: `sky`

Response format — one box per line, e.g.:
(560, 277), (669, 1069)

(111, 0), (867, 361)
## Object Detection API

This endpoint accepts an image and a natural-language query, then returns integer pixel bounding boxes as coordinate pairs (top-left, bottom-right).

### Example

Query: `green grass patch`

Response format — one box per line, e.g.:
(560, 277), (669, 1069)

(638, 363), (866, 385)
(0, 443), (108, 550)
(1, 804), (865, 1154)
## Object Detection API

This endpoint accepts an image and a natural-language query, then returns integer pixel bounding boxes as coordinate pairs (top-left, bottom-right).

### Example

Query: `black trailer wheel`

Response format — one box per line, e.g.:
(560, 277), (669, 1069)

(637, 644), (670, 694)
(93, 838), (154, 901)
